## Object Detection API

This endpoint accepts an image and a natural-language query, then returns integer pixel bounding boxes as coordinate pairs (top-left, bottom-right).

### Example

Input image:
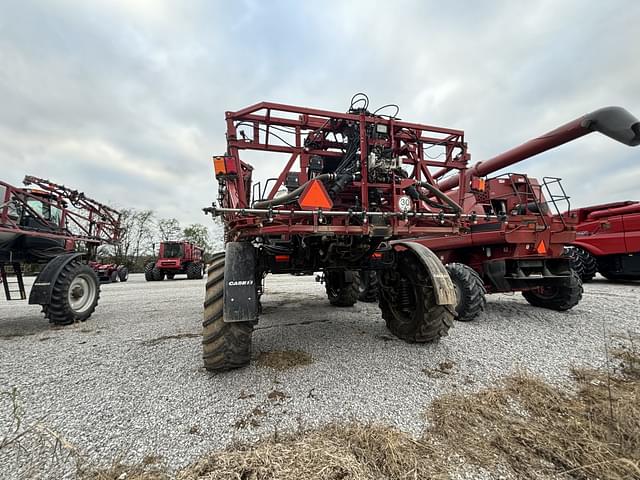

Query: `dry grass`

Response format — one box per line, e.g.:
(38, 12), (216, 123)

(255, 350), (313, 370)
(428, 340), (640, 479)
(179, 423), (447, 480)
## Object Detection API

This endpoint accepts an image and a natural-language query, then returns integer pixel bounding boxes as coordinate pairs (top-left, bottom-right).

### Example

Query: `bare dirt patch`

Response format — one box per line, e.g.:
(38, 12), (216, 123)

(423, 359), (457, 378)
(255, 350), (313, 370)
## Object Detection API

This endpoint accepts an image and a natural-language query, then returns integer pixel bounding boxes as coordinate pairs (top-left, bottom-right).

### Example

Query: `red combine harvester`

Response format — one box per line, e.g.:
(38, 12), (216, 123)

(565, 201), (640, 281)
(398, 107), (640, 320)
(144, 240), (205, 281)
(0, 176), (120, 325)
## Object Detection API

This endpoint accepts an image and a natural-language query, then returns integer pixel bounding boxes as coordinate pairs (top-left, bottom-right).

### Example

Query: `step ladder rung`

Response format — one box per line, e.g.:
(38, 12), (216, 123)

(1, 263), (27, 301)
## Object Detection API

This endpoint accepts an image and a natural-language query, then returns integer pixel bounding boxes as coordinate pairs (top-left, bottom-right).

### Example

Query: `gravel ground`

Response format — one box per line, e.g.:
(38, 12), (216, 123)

(1, 273), (639, 479)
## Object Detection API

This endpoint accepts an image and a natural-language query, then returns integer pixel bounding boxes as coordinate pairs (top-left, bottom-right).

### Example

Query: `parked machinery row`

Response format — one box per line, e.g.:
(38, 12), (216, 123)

(2, 96), (637, 361)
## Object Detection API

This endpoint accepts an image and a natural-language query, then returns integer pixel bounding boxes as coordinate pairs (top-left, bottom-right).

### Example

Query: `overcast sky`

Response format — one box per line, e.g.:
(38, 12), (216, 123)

(1, 0), (639, 229)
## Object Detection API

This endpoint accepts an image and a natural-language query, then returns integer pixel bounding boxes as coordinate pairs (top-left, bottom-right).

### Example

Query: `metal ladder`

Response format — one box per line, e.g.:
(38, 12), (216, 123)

(0, 263), (27, 300)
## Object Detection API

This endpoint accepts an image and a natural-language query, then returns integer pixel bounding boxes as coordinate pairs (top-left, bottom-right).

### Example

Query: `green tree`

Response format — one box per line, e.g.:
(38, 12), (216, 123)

(183, 223), (212, 253)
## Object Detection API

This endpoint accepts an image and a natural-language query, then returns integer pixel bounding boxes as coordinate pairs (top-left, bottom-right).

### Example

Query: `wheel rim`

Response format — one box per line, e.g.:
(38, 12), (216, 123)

(68, 273), (97, 314)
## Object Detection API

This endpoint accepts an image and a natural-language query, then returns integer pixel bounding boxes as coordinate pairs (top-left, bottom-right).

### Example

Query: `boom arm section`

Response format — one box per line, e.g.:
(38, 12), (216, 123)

(0, 176), (121, 245)
(437, 106), (640, 192)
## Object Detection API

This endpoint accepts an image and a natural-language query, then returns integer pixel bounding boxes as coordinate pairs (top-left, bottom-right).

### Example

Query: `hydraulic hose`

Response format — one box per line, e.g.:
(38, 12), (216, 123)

(253, 173), (335, 209)
(414, 182), (463, 214)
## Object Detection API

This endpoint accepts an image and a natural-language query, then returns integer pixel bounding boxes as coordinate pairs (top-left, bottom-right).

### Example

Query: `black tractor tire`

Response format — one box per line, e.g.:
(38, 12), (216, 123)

(166, 273), (176, 280)
(144, 262), (155, 281)
(445, 263), (487, 322)
(202, 254), (253, 371)
(110, 270), (119, 283)
(325, 271), (360, 307)
(152, 266), (165, 281)
(379, 250), (454, 343)
(45, 259), (100, 326)
(117, 266), (129, 282)
(565, 247), (597, 282)
(358, 270), (379, 303)
(187, 262), (204, 280)
(522, 270), (583, 311)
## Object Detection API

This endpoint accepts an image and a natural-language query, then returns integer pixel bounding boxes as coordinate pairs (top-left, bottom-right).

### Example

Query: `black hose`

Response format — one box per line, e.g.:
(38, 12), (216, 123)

(253, 174), (335, 209)
(414, 182), (463, 214)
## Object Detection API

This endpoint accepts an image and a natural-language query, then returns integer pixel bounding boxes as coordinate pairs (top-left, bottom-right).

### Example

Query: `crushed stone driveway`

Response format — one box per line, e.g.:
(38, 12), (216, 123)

(1, 273), (638, 478)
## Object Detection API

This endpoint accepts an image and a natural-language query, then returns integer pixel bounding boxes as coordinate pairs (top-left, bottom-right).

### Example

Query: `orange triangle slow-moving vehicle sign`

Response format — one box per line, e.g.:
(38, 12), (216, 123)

(536, 239), (547, 254)
(298, 179), (333, 210)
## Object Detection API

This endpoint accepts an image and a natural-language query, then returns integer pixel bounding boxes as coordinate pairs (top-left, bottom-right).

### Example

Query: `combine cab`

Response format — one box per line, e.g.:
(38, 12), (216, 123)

(0, 176), (120, 325)
(565, 201), (640, 281)
(144, 241), (205, 281)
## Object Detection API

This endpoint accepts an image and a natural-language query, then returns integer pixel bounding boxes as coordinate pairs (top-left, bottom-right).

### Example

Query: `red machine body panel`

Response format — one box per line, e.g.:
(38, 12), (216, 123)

(569, 202), (640, 256)
(564, 201), (640, 280)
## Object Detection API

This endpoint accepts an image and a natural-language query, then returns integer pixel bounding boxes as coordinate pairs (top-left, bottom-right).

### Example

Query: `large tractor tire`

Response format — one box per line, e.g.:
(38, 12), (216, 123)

(445, 263), (486, 322)
(144, 262), (155, 281)
(187, 262), (204, 280)
(565, 247), (597, 282)
(358, 270), (379, 303)
(117, 265), (129, 282)
(110, 270), (119, 283)
(378, 249), (454, 342)
(522, 270), (583, 311)
(325, 270), (360, 307)
(202, 254), (254, 371)
(151, 266), (165, 281)
(46, 259), (100, 326)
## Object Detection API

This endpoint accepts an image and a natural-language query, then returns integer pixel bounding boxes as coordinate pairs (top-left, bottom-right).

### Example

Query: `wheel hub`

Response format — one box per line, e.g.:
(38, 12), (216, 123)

(71, 285), (85, 299)
(67, 273), (97, 313)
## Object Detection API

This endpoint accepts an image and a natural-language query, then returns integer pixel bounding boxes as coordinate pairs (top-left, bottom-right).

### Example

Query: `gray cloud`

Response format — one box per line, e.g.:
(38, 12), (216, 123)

(0, 0), (638, 228)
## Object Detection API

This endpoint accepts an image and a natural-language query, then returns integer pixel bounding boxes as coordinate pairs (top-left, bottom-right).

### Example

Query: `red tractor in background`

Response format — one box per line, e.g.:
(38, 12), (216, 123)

(565, 201), (640, 281)
(144, 240), (205, 281)
(88, 261), (129, 283)
(0, 176), (120, 325)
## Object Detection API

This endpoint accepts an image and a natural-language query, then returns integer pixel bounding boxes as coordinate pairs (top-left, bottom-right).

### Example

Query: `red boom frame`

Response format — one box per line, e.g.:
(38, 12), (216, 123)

(211, 101), (483, 240)
(0, 175), (120, 246)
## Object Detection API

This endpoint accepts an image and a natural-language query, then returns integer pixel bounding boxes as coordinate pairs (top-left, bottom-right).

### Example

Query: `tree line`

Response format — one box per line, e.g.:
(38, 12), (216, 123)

(99, 208), (223, 271)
